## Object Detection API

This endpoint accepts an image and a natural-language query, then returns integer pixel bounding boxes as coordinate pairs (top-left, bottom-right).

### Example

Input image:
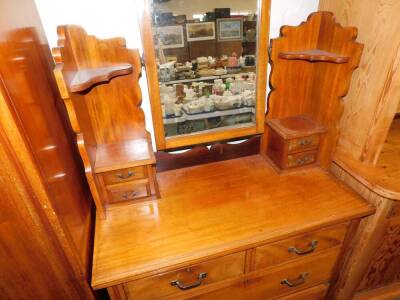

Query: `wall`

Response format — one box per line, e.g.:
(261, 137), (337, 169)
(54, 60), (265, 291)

(154, 0), (258, 20)
(34, 0), (319, 143)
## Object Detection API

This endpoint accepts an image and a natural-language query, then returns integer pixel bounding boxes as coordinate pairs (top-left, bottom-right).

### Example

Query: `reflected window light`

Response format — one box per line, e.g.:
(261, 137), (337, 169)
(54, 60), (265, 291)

(52, 172), (66, 179)
(41, 144), (57, 151)
(192, 14), (205, 21)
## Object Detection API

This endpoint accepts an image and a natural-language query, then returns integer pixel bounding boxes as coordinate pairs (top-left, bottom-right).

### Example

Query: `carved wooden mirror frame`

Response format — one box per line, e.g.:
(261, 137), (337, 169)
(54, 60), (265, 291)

(137, 0), (271, 150)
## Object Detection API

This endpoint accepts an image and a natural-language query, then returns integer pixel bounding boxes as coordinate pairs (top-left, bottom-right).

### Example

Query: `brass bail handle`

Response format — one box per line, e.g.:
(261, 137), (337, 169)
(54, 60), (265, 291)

(170, 272), (208, 290)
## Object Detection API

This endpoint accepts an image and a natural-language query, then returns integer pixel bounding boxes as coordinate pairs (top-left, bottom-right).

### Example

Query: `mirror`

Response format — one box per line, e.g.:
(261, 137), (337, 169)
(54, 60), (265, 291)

(140, 0), (269, 149)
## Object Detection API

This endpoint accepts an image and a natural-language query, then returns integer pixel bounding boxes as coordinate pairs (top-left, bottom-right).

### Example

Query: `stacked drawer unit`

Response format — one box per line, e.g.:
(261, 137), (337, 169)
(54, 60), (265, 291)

(266, 115), (327, 170)
(97, 164), (160, 205)
(110, 222), (350, 299)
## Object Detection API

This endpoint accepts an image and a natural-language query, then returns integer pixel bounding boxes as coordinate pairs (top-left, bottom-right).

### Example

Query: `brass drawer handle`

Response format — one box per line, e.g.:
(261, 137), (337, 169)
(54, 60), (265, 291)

(281, 272), (308, 288)
(170, 272), (207, 290)
(116, 171), (134, 180)
(295, 155), (311, 165)
(288, 240), (318, 255)
(299, 139), (312, 146)
(121, 191), (138, 200)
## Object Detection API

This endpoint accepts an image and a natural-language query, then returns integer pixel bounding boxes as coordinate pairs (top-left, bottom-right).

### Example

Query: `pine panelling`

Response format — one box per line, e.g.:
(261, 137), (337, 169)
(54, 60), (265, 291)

(319, 0), (400, 164)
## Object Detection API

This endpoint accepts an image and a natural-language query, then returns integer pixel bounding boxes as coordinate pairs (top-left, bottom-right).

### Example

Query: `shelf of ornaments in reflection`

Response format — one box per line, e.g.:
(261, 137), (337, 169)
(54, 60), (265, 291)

(160, 72), (254, 85)
(160, 72), (256, 125)
(162, 106), (256, 125)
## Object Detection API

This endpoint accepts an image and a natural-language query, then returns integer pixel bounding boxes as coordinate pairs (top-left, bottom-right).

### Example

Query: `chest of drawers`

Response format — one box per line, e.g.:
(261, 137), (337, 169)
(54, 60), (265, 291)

(92, 156), (374, 300)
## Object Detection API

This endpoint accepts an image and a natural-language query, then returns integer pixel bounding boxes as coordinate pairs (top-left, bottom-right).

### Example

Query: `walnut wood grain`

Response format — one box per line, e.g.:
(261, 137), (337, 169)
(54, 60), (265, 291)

(92, 155), (374, 289)
(69, 64), (133, 92)
(262, 11), (363, 170)
(279, 49), (349, 63)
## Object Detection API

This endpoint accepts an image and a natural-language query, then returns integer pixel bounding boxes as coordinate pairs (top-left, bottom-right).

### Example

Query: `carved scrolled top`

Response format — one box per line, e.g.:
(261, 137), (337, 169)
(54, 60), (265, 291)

(265, 11), (364, 169)
(53, 24), (146, 144)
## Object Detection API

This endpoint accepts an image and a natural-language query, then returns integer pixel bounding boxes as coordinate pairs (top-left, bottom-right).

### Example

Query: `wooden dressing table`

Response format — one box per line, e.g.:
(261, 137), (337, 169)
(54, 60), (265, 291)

(92, 155), (374, 299)
(50, 7), (375, 299)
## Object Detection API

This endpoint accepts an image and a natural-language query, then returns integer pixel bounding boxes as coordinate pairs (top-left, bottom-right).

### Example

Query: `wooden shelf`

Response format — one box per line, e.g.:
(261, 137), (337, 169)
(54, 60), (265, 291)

(278, 49), (349, 63)
(70, 64), (132, 92)
(94, 138), (155, 173)
(266, 114), (327, 139)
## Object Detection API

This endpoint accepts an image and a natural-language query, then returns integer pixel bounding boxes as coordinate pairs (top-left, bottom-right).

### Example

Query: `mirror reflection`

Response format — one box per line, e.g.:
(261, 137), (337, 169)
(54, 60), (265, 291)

(151, 0), (259, 137)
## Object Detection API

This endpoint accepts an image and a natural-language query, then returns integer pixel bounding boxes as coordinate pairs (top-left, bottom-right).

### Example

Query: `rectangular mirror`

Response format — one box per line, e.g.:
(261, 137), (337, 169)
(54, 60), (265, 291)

(139, 0), (270, 149)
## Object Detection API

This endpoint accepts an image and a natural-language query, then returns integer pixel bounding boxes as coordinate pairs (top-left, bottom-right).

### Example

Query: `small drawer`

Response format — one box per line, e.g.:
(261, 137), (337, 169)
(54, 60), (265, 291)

(254, 223), (347, 270)
(106, 182), (150, 204)
(102, 166), (146, 185)
(287, 150), (317, 168)
(288, 135), (319, 153)
(123, 252), (245, 300)
(245, 248), (340, 299)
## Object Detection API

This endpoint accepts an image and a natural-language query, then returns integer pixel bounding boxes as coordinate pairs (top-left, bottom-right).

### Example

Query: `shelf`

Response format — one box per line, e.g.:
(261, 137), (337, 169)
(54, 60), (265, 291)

(94, 138), (155, 173)
(266, 115), (327, 139)
(160, 72), (253, 85)
(163, 106), (256, 125)
(70, 64), (132, 92)
(278, 49), (349, 64)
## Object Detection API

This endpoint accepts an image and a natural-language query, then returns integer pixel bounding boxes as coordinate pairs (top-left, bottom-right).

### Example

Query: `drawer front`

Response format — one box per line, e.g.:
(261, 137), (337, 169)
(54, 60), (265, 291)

(102, 166), (146, 185)
(123, 252), (246, 300)
(192, 250), (338, 300)
(245, 248), (339, 299)
(107, 182), (149, 203)
(191, 284), (328, 300)
(288, 135), (319, 153)
(276, 284), (329, 300)
(287, 151), (317, 168)
(254, 223), (347, 270)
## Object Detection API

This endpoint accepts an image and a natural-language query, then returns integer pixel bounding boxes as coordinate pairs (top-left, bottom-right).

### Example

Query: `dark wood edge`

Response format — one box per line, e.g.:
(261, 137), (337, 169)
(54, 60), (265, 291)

(156, 136), (261, 172)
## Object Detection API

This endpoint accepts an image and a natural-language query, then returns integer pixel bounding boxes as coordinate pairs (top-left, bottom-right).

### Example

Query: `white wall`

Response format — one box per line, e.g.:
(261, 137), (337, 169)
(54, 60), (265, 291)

(34, 0), (319, 143)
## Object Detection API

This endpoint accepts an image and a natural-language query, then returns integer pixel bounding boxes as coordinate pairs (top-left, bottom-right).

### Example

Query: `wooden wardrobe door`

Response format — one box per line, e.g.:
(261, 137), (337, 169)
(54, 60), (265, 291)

(0, 0), (94, 298)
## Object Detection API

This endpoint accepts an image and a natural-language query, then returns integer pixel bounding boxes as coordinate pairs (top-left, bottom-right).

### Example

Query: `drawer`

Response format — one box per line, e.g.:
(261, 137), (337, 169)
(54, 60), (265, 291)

(275, 283), (329, 300)
(123, 251), (246, 300)
(245, 248), (339, 299)
(287, 150), (317, 168)
(192, 250), (338, 300)
(106, 182), (150, 203)
(288, 135), (319, 153)
(102, 166), (146, 185)
(254, 223), (347, 270)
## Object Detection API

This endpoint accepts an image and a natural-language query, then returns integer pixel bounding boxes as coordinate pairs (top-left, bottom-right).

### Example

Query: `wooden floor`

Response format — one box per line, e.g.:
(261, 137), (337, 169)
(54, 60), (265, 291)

(334, 118), (400, 200)
(92, 155), (373, 289)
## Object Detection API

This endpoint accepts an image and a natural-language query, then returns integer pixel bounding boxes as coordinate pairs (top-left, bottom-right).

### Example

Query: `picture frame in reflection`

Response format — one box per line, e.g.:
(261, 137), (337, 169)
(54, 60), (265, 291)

(186, 22), (216, 42)
(154, 25), (184, 49)
(217, 18), (243, 42)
